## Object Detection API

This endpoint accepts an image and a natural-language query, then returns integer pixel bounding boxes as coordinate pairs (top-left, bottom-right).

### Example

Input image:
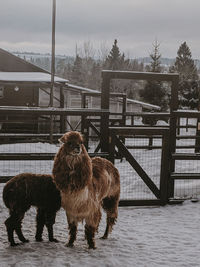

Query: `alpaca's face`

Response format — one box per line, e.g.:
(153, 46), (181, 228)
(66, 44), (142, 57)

(59, 131), (83, 156)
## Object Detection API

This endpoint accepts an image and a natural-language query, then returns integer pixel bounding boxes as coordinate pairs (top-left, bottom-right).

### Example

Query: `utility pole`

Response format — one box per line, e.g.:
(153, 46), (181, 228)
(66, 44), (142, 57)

(50, 0), (56, 107)
(50, 0), (56, 143)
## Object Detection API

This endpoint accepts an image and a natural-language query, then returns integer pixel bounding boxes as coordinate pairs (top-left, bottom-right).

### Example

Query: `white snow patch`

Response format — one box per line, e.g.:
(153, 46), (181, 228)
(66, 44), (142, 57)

(1, 182), (200, 266)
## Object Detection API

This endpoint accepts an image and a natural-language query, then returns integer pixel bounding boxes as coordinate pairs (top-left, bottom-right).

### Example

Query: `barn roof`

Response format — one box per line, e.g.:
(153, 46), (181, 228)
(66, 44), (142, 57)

(0, 72), (68, 84)
(126, 98), (160, 110)
(0, 48), (48, 73)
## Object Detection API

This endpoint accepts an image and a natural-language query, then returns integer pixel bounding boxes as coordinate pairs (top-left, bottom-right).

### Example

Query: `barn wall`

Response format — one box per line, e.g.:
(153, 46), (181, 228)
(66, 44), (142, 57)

(39, 87), (61, 107)
(0, 85), (39, 107)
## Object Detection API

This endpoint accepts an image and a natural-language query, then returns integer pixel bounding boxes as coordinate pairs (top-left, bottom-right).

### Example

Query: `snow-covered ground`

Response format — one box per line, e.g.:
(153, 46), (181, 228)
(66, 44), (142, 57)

(1, 181), (200, 267)
(1, 119), (200, 266)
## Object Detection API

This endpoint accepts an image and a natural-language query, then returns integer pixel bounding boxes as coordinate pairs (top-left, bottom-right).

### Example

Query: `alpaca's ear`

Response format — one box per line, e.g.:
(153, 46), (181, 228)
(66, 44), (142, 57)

(58, 135), (65, 144)
(81, 143), (87, 153)
(81, 134), (85, 144)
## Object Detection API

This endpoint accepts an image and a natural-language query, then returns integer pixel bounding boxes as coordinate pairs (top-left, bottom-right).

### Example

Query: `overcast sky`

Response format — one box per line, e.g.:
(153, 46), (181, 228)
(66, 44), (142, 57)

(0, 0), (200, 59)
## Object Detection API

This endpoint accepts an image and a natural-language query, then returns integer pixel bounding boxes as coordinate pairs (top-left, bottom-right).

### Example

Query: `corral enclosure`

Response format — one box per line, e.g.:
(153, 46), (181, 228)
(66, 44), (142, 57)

(0, 130), (163, 201)
(1, 108), (200, 205)
(1, 70), (200, 205)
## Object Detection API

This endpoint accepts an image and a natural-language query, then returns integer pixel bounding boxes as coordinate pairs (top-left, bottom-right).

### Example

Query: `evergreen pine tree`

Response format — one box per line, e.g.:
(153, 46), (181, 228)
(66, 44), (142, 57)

(140, 40), (168, 111)
(104, 39), (130, 70)
(105, 39), (122, 70)
(149, 41), (161, 72)
(170, 42), (199, 109)
(173, 41), (198, 81)
(104, 39), (133, 93)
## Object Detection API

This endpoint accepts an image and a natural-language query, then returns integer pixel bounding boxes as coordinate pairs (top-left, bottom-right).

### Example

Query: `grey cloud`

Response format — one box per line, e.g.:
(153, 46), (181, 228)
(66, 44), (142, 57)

(0, 0), (200, 58)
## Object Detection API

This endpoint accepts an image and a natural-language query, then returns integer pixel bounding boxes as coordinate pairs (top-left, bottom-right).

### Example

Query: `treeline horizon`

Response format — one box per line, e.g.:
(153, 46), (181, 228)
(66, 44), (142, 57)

(13, 39), (200, 111)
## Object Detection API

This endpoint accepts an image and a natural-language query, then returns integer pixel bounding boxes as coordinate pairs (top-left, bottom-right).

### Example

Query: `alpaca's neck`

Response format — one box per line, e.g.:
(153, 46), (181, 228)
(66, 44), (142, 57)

(64, 153), (92, 191)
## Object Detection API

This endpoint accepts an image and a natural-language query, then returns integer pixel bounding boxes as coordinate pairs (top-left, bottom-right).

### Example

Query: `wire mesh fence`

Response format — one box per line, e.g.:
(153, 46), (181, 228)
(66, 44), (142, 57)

(1, 109), (200, 202)
(0, 142), (57, 177)
(173, 117), (200, 199)
(115, 137), (162, 200)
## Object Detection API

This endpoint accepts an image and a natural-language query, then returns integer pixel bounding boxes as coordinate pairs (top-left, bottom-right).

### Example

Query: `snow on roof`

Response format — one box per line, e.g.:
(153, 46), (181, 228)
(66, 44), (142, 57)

(0, 72), (68, 83)
(126, 98), (161, 110)
(67, 83), (98, 93)
(66, 83), (160, 110)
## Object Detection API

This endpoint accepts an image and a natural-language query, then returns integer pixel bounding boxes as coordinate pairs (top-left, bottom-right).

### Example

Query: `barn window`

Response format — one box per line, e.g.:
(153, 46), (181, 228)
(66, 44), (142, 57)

(0, 86), (4, 98)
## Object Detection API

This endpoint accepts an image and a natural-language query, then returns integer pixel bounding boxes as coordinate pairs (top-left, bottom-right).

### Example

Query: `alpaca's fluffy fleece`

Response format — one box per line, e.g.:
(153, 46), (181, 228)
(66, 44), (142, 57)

(53, 131), (120, 249)
(3, 173), (61, 246)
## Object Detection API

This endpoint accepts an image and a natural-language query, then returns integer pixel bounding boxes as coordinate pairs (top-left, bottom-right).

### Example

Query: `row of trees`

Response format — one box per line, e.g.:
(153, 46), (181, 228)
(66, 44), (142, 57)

(29, 39), (200, 111)
(140, 40), (199, 111)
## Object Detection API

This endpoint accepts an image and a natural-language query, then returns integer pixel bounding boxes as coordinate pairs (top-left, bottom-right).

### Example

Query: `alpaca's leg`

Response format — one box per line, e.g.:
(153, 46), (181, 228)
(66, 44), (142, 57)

(101, 217), (117, 239)
(66, 214), (78, 247)
(67, 221), (77, 247)
(35, 208), (45, 241)
(101, 195), (119, 239)
(5, 213), (17, 246)
(84, 224), (96, 249)
(45, 210), (59, 242)
(15, 211), (29, 243)
(85, 210), (101, 249)
(5, 210), (28, 246)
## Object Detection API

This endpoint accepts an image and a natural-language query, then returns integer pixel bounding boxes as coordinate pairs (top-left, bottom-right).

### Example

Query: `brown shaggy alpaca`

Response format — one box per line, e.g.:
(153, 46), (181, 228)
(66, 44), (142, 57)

(3, 173), (61, 246)
(52, 131), (120, 249)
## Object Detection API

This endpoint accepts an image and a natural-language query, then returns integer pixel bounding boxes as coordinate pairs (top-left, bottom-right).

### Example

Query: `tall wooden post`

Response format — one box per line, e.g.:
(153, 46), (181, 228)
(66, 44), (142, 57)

(168, 75), (179, 198)
(160, 130), (170, 205)
(81, 93), (88, 149)
(195, 93), (200, 152)
(60, 86), (65, 133)
(100, 71), (110, 153)
(122, 94), (127, 126)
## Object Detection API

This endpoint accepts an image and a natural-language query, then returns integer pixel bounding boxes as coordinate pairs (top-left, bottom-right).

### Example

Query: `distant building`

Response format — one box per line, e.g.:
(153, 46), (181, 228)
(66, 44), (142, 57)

(0, 48), (67, 108)
(0, 48), (160, 132)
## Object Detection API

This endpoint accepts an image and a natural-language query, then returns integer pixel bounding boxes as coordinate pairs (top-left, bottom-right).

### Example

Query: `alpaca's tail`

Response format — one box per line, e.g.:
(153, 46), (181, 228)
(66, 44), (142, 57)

(3, 184), (14, 210)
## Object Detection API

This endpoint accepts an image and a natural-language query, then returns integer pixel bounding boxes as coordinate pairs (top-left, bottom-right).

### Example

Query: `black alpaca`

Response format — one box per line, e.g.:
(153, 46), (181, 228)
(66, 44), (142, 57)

(3, 173), (61, 246)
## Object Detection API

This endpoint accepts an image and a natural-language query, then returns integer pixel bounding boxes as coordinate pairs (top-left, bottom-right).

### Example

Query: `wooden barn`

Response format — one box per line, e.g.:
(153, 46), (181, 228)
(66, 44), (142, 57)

(0, 48), (68, 108)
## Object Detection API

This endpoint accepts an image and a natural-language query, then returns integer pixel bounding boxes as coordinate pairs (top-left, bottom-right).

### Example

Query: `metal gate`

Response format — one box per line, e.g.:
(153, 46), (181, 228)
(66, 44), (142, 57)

(109, 127), (170, 206)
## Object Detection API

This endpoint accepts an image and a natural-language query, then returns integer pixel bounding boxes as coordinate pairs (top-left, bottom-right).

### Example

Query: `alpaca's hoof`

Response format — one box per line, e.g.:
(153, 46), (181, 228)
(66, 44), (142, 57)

(66, 242), (74, 248)
(35, 237), (43, 242)
(88, 241), (96, 249)
(22, 239), (29, 243)
(88, 245), (96, 249)
(100, 235), (107, 240)
(49, 238), (59, 243)
(10, 242), (20, 247)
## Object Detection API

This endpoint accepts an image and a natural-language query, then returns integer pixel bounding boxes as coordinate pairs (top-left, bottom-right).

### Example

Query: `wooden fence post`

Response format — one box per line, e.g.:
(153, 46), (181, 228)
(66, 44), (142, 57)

(60, 85), (65, 133)
(168, 76), (179, 198)
(100, 72), (110, 153)
(160, 130), (170, 204)
(109, 129), (115, 164)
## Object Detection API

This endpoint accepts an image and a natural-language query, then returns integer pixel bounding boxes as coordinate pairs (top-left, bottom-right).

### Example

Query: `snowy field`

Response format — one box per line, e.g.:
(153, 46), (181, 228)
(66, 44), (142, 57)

(1, 182), (200, 267)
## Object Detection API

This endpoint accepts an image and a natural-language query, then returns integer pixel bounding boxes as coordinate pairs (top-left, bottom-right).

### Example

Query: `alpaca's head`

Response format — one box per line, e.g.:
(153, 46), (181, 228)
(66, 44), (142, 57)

(59, 131), (84, 156)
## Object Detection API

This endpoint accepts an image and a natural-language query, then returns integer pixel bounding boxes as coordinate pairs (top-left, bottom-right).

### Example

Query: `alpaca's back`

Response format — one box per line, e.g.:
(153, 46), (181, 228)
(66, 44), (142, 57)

(92, 157), (120, 200)
(3, 173), (61, 212)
